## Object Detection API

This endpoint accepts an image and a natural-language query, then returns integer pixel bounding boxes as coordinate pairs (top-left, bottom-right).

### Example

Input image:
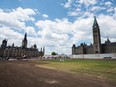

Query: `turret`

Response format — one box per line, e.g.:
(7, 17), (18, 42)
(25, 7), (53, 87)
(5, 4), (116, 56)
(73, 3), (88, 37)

(12, 43), (14, 47)
(1, 39), (7, 49)
(105, 37), (111, 45)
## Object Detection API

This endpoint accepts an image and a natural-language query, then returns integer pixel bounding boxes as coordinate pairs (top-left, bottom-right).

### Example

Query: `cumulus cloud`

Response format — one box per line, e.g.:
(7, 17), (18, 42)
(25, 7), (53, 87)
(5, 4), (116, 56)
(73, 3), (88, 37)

(36, 19), (72, 54)
(98, 15), (116, 40)
(0, 7), (36, 30)
(12, 7), (36, 21)
(0, 7), (37, 47)
(35, 17), (93, 54)
(0, 26), (23, 46)
(25, 26), (37, 36)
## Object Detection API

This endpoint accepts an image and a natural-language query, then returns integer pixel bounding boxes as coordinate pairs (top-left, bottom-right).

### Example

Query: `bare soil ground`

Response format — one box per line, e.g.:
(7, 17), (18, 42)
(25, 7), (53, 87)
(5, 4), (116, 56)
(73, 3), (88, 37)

(0, 60), (115, 87)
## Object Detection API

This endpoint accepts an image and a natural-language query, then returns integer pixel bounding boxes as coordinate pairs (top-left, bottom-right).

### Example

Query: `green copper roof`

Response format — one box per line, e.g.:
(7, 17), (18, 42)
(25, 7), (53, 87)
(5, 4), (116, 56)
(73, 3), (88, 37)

(93, 16), (98, 26)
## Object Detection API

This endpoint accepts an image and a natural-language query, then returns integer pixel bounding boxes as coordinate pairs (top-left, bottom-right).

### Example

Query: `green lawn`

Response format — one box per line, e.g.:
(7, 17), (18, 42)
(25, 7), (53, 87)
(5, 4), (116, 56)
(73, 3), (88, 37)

(38, 59), (116, 82)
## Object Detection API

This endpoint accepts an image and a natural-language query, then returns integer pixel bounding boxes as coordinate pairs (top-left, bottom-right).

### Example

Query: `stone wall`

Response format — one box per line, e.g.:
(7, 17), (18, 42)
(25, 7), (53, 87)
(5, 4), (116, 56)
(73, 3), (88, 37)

(71, 53), (116, 59)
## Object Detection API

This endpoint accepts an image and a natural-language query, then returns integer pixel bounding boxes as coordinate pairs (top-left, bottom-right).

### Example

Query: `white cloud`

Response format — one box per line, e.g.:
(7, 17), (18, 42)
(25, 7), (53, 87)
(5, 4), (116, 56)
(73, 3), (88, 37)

(107, 7), (114, 13)
(25, 26), (37, 36)
(0, 26), (23, 46)
(0, 12), (25, 30)
(78, 0), (97, 6)
(63, 0), (97, 10)
(91, 6), (101, 11)
(113, 7), (116, 18)
(68, 11), (78, 16)
(42, 14), (49, 18)
(0, 7), (36, 31)
(63, 0), (115, 19)
(98, 15), (116, 39)
(36, 19), (73, 54)
(0, 27), (23, 39)
(63, 0), (73, 8)
(35, 18), (93, 54)
(11, 7), (36, 22)
(105, 1), (112, 6)
(76, 8), (81, 11)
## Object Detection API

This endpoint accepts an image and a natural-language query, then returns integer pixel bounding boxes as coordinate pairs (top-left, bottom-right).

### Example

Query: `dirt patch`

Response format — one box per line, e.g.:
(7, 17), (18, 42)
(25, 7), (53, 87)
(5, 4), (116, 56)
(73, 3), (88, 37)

(0, 60), (115, 87)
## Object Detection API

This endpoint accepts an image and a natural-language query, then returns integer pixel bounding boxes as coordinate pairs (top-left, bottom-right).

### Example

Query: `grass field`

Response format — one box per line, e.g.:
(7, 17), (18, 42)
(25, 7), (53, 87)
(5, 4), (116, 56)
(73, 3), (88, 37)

(38, 59), (116, 82)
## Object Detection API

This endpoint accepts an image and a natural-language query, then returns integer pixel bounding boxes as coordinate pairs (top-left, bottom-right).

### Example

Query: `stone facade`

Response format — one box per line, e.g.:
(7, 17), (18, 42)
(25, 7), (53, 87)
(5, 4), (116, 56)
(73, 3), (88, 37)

(72, 17), (116, 55)
(0, 33), (44, 59)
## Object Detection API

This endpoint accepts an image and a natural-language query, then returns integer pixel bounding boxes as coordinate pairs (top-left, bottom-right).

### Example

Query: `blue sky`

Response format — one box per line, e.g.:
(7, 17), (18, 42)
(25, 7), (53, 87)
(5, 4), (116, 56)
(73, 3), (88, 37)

(0, 0), (116, 55)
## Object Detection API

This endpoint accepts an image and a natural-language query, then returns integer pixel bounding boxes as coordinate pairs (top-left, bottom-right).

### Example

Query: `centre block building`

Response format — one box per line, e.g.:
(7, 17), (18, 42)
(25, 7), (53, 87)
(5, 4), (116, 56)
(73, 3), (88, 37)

(72, 16), (116, 55)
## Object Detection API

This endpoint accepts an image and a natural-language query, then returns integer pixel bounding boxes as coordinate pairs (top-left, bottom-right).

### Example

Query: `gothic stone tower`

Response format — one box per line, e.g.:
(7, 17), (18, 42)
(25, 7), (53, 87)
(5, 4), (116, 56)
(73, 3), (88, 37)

(92, 16), (102, 54)
(22, 33), (27, 48)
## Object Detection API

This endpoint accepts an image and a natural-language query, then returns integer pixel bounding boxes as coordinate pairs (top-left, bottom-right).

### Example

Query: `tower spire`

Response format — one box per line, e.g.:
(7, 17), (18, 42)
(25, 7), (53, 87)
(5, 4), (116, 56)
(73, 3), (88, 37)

(106, 36), (110, 42)
(22, 33), (27, 48)
(24, 33), (27, 40)
(93, 16), (99, 27)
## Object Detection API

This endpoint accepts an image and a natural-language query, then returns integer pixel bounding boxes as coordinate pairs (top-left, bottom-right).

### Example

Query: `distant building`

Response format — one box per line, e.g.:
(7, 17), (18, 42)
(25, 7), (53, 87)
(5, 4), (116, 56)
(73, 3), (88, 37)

(72, 16), (116, 55)
(0, 33), (45, 59)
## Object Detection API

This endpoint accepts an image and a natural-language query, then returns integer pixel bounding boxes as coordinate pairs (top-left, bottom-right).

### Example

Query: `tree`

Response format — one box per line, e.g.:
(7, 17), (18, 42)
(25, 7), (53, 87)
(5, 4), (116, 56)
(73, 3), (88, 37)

(51, 52), (57, 55)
